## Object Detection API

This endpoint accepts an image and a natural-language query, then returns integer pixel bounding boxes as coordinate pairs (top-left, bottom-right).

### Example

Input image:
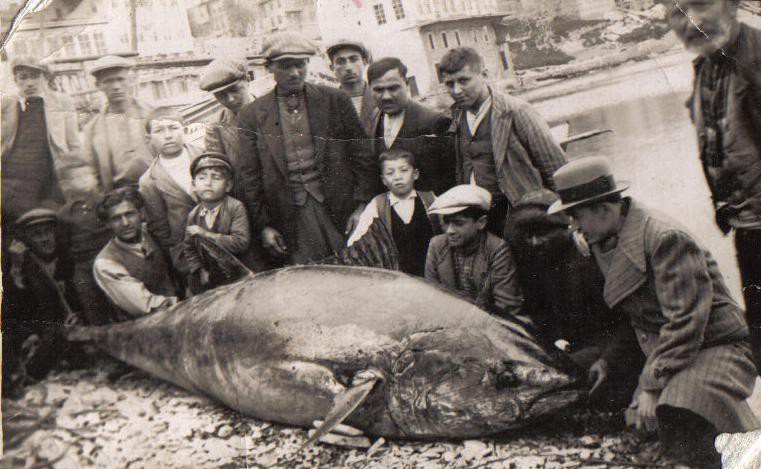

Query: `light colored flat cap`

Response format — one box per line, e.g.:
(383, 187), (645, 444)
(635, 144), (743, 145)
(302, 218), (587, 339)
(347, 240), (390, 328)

(90, 55), (136, 77)
(427, 184), (492, 216)
(200, 57), (248, 93)
(11, 55), (48, 74)
(262, 32), (315, 61)
(326, 39), (370, 62)
(16, 207), (58, 227)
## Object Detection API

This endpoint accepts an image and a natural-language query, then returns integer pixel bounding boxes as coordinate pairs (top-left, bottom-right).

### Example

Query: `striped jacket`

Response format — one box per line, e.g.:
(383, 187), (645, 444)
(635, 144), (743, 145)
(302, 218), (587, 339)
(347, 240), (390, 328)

(450, 86), (567, 205)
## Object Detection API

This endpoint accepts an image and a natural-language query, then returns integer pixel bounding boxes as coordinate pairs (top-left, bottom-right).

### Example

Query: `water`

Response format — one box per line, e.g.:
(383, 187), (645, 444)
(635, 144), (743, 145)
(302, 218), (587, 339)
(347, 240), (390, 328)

(532, 57), (741, 299)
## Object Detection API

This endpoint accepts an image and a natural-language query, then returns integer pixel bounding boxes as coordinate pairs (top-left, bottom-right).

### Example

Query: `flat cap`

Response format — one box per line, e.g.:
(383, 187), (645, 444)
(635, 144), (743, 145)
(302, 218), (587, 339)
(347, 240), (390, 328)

(262, 32), (315, 61)
(11, 55), (48, 74)
(200, 57), (248, 94)
(90, 55), (136, 77)
(326, 39), (370, 62)
(190, 152), (233, 177)
(427, 184), (492, 216)
(16, 207), (58, 228)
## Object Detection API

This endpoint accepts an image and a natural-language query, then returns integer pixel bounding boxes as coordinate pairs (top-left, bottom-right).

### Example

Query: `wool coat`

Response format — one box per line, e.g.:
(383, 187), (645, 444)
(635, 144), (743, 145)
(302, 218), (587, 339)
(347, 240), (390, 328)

(597, 200), (757, 433)
(237, 83), (376, 250)
(450, 86), (567, 205)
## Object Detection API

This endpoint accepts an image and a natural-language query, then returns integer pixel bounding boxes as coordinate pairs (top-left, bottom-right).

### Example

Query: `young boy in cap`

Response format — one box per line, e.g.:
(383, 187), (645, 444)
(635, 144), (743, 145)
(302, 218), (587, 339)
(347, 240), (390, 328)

(348, 149), (440, 276)
(425, 184), (524, 322)
(3, 207), (80, 396)
(183, 153), (253, 294)
(549, 155), (758, 467)
(139, 107), (203, 275)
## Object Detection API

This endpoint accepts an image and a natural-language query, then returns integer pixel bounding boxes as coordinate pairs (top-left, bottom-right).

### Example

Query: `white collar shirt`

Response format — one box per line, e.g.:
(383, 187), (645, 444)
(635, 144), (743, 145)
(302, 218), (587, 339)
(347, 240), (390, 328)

(466, 95), (492, 136)
(383, 110), (405, 148)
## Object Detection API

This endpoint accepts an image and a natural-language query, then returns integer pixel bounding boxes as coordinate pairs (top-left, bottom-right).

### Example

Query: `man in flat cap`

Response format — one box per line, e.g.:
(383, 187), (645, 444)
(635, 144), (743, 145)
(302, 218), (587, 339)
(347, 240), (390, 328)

(549, 156), (757, 467)
(237, 32), (376, 265)
(326, 39), (378, 136)
(1, 56), (92, 232)
(425, 184), (524, 322)
(2, 207), (80, 396)
(667, 0), (761, 372)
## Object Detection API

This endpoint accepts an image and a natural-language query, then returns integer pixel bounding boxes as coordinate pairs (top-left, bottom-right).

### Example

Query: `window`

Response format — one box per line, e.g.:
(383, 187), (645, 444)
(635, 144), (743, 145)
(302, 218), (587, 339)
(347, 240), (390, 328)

(428, 33), (435, 50)
(441, 32), (448, 48)
(373, 4), (387, 25)
(93, 32), (106, 54)
(392, 0), (405, 20)
(483, 26), (489, 42)
(62, 35), (76, 56)
(454, 30), (461, 46)
(473, 29), (478, 43)
(77, 34), (92, 55)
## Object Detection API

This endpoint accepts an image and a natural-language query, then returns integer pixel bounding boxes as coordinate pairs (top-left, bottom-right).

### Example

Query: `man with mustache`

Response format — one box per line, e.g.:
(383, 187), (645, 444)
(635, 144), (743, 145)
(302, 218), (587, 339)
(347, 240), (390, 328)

(237, 32), (376, 265)
(668, 0), (761, 372)
(327, 39), (378, 136)
(367, 57), (455, 196)
(439, 48), (567, 237)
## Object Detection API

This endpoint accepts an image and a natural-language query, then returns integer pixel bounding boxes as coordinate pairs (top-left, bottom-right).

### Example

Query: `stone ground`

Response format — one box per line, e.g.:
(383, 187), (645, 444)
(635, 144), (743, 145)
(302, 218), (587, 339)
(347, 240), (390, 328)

(1, 360), (680, 469)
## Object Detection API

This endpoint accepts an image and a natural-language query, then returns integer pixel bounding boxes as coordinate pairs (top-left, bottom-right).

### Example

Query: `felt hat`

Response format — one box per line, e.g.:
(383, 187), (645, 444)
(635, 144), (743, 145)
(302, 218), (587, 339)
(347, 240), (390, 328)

(199, 57), (248, 94)
(90, 55), (136, 77)
(547, 156), (629, 215)
(190, 152), (233, 177)
(326, 39), (370, 62)
(262, 32), (315, 61)
(427, 184), (491, 216)
(16, 207), (58, 228)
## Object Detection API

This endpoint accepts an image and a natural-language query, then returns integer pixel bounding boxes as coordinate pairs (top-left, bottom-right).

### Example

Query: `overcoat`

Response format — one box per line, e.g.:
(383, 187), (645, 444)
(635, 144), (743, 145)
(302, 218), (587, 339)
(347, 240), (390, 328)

(450, 86), (566, 205)
(237, 83), (376, 249)
(598, 200), (757, 433)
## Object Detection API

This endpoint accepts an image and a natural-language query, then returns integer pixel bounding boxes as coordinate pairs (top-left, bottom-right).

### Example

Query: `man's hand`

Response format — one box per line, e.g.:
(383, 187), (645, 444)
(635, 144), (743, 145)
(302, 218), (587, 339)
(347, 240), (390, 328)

(588, 358), (608, 397)
(9, 239), (28, 264)
(345, 203), (366, 236)
(199, 268), (211, 286)
(625, 390), (659, 433)
(261, 226), (288, 256)
(186, 225), (206, 238)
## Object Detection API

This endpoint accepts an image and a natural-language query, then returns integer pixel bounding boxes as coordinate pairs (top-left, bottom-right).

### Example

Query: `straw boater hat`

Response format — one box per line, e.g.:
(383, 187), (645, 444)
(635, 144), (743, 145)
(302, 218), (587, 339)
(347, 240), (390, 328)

(199, 57), (248, 94)
(427, 184), (492, 216)
(547, 156), (629, 215)
(261, 32), (316, 62)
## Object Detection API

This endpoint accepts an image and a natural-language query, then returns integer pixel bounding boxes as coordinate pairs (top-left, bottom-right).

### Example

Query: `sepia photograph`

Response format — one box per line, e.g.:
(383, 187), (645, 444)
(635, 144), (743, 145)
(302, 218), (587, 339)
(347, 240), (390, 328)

(1, 0), (761, 467)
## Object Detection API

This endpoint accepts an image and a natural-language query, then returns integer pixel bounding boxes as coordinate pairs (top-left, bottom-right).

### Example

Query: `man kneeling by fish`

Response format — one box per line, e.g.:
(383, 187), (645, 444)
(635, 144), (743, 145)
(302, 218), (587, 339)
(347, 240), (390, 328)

(94, 187), (180, 321)
(549, 156), (758, 468)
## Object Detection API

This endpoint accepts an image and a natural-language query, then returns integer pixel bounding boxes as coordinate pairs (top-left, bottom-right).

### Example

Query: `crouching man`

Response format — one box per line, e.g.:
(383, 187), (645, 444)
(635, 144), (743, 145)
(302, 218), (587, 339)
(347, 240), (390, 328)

(548, 156), (758, 468)
(94, 187), (179, 321)
(425, 184), (524, 323)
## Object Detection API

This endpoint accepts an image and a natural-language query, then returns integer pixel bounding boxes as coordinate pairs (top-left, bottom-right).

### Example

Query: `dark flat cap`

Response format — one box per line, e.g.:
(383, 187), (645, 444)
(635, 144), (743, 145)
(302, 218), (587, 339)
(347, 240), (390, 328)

(200, 57), (248, 93)
(190, 152), (234, 177)
(262, 32), (315, 61)
(16, 207), (58, 227)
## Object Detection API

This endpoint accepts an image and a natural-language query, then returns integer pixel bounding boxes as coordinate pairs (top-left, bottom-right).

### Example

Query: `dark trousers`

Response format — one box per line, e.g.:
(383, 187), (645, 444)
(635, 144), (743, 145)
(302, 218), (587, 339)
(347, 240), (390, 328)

(657, 405), (721, 468)
(735, 228), (761, 373)
(488, 196), (510, 239)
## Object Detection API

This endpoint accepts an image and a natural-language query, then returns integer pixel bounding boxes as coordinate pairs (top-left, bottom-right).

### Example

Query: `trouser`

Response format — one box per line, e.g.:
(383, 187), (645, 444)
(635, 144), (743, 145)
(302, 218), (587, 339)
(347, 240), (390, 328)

(734, 228), (761, 373)
(657, 405), (721, 469)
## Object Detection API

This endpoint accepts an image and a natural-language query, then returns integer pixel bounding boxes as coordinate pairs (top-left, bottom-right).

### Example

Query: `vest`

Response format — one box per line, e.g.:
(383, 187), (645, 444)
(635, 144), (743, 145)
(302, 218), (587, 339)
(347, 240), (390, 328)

(277, 94), (324, 206)
(98, 231), (176, 302)
(390, 196), (435, 277)
(458, 110), (500, 197)
(2, 98), (56, 222)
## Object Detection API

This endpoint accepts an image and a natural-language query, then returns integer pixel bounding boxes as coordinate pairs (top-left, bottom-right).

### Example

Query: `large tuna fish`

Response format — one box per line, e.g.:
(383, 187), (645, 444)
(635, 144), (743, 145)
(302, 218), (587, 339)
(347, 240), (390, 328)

(70, 266), (584, 440)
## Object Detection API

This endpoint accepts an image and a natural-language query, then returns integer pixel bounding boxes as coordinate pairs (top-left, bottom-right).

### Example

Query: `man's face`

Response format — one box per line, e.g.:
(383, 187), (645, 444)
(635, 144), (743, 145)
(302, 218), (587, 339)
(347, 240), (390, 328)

(24, 222), (57, 258)
(107, 200), (143, 243)
(95, 68), (132, 106)
(14, 67), (45, 98)
(330, 47), (367, 88)
(147, 119), (185, 157)
(381, 158), (418, 198)
(268, 58), (308, 94)
(442, 64), (489, 111)
(193, 168), (232, 203)
(668, 0), (738, 57)
(213, 80), (250, 113)
(371, 68), (410, 116)
(442, 213), (486, 248)
(569, 205), (617, 246)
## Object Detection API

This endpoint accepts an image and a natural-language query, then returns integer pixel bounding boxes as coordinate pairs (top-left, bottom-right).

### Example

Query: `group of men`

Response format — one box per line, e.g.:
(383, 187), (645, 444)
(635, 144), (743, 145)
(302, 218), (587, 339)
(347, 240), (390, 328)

(1, 0), (759, 465)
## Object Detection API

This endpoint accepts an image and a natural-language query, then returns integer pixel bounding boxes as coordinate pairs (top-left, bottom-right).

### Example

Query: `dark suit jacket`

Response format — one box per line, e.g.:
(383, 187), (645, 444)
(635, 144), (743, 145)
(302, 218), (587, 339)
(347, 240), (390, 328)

(237, 83), (376, 248)
(372, 100), (455, 195)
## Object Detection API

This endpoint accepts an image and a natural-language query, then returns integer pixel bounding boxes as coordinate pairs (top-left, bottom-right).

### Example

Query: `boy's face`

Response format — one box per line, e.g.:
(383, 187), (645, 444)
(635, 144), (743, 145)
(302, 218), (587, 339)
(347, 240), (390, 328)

(14, 67), (45, 98)
(193, 167), (232, 203)
(442, 64), (488, 111)
(107, 200), (143, 243)
(442, 213), (486, 248)
(24, 222), (57, 258)
(381, 158), (418, 198)
(147, 118), (185, 157)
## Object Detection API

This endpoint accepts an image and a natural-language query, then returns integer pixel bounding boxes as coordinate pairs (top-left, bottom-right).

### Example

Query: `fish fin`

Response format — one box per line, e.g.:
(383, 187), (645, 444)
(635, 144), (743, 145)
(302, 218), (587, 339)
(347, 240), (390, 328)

(195, 236), (255, 279)
(302, 377), (378, 449)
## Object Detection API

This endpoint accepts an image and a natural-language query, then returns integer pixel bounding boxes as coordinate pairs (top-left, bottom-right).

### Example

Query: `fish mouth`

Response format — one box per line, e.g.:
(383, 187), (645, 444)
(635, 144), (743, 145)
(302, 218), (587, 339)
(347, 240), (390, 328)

(525, 382), (585, 418)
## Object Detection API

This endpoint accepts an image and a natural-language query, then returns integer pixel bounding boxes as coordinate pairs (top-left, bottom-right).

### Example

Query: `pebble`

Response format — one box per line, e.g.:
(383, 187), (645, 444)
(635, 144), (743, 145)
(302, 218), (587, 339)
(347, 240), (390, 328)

(217, 425), (234, 439)
(579, 435), (600, 447)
